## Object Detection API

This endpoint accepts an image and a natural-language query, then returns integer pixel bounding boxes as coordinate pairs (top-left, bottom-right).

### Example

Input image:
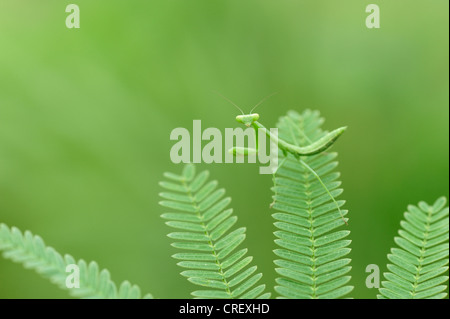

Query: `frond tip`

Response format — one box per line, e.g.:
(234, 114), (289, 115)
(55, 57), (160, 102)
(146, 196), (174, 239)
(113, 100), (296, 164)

(159, 164), (270, 299)
(378, 197), (449, 299)
(272, 110), (353, 299)
(0, 224), (153, 299)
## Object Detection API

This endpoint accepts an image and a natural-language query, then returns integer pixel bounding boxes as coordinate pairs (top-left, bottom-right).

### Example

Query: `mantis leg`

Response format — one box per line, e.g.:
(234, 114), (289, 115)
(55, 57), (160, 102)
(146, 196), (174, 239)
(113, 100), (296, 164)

(298, 159), (347, 225)
(228, 125), (259, 156)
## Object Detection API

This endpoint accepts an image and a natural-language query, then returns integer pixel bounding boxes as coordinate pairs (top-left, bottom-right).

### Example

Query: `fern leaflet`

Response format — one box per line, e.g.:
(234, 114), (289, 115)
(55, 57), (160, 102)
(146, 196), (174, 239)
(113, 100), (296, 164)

(0, 224), (153, 299)
(378, 197), (449, 299)
(159, 164), (270, 299)
(271, 109), (353, 299)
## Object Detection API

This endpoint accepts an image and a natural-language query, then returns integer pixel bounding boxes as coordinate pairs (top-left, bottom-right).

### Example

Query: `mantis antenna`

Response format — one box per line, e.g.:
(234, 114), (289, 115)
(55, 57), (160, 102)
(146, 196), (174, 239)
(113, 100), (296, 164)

(212, 91), (244, 115)
(250, 92), (278, 113)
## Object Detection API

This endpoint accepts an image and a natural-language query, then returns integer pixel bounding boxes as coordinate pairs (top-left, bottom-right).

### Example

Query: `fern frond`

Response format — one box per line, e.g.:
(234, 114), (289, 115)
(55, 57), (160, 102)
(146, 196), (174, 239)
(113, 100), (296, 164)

(159, 165), (269, 299)
(378, 197), (449, 299)
(271, 110), (353, 299)
(0, 224), (153, 299)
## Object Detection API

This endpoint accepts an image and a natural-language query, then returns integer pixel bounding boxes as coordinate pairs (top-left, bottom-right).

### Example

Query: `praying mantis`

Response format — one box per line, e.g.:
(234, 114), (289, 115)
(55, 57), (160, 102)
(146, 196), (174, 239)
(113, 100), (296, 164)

(216, 92), (348, 225)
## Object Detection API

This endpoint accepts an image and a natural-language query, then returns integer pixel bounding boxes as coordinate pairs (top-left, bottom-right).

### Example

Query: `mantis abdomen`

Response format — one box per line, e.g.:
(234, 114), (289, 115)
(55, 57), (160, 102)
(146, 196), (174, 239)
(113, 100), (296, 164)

(230, 123), (346, 157)
(278, 127), (347, 157)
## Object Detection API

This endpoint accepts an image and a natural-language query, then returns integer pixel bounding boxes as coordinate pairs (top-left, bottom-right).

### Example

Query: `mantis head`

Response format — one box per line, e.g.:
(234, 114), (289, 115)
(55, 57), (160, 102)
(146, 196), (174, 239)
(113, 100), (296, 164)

(236, 113), (260, 127)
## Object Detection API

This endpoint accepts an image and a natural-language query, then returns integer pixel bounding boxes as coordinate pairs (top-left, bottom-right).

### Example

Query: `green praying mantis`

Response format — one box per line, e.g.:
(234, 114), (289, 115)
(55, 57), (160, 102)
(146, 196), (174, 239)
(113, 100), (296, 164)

(215, 92), (348, 225)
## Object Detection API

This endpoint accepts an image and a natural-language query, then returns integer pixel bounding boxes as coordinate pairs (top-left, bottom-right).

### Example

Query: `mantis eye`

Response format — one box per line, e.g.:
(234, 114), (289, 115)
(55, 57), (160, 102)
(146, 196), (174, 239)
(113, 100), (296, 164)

(251, 113), (260, 122)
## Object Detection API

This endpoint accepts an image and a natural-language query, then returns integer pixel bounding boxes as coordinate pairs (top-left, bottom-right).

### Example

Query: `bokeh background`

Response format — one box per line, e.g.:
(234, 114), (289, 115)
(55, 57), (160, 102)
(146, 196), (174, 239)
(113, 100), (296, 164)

(0, 0), (448, 299)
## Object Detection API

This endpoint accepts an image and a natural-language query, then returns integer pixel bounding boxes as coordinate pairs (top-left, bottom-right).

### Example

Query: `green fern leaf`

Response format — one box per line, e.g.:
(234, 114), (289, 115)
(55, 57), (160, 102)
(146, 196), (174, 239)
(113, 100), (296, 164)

(159, 165), (269, 299)
(0, 224), (152, 299)
(272, 110), (353, 299)
(378, 197), (449, 299)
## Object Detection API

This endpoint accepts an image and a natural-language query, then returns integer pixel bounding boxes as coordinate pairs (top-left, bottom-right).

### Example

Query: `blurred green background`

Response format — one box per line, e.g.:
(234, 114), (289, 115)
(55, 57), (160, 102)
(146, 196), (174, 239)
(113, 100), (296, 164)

(0, 0), (448, 299)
